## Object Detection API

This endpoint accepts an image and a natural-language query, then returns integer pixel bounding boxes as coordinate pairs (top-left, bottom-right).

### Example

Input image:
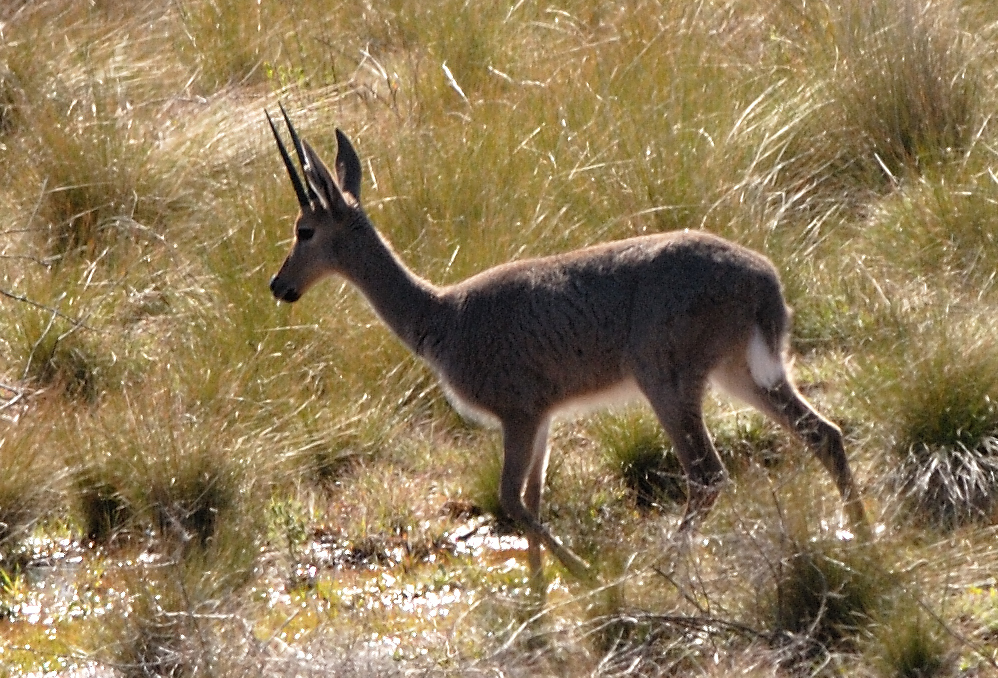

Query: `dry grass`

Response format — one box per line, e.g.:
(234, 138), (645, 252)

(2, 0), (998, 674)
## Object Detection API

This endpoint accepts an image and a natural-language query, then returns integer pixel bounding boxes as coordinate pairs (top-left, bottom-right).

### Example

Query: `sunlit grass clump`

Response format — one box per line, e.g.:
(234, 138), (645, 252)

(90, 558), (260, 678)
(771, 0), (980, 209)
(12, 317), (124, 404)
(26, 116), (162, 261)
(95, 573), (201, 677)
(592, 408), (786, 513)
(866, 171), (998, 286)
(827, 0), (978, 179)
(862, 317), (998, 529)
(66, 382), (268, 568)
(591, 409), (685, 510)
(1, 32), (185, 264)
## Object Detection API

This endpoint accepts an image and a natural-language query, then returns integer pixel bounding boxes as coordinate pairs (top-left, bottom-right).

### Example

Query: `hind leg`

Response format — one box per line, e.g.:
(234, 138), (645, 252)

(639, 378), (729, 533)
(711, 358), (870, 538)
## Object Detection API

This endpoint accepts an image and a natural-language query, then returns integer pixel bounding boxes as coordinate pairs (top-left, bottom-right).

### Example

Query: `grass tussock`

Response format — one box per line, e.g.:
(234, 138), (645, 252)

(14, 319), (123, 403)
(829, 0), (978, 178)
(863, 316), (998, 530)
(2, 0), (998, 673)
(95, 573), (203, 678)
(0, 6), (190, 264)
(769, 0), (981, 209)
(591, 409), (686, 510)
(64, 377), (271, 569)
(866, 170), (998, 287)
(91, 555), (262, 678)
(769, 538), (886, 655)
(0, 401), (66, 560)
(867, 601), (953, 678)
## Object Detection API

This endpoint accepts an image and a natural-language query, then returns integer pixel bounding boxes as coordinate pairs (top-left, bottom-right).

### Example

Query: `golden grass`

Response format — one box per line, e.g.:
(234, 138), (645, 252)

(2, 0), (998, 674)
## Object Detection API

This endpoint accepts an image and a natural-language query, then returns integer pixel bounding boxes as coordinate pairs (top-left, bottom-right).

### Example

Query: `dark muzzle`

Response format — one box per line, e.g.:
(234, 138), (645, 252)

(270, 276), (300, 303)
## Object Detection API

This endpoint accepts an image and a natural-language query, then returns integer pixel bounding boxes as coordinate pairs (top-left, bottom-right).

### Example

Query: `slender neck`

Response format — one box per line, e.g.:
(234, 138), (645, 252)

(338, 220), (446, 356)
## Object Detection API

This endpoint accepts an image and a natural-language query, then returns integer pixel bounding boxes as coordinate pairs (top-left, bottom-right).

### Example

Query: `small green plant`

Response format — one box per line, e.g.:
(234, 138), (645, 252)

(267, 495), (315, 589)
(462, 439), (503, 521)
(592, 410), (686, 510)
(867, 601), (952, 678)
(268, 496), (310, 561)
(0, 567), (26, 621)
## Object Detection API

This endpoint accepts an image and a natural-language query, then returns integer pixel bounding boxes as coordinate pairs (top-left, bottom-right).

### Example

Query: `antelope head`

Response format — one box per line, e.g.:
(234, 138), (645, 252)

(267, 104), (363, 303)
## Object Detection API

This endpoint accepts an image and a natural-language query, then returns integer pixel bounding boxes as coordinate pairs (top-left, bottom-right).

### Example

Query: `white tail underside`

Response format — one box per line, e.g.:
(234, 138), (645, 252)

(746, 326), (785, 389)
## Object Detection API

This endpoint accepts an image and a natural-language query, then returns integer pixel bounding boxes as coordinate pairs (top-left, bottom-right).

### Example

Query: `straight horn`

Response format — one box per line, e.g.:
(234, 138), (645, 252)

(279, 101), (321, 206)
(266, 107), (310, 210)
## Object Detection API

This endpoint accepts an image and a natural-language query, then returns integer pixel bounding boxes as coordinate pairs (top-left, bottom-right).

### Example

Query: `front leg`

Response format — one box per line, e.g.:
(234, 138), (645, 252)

(499, 415), (594, 583)
(523, 418), (551, 587)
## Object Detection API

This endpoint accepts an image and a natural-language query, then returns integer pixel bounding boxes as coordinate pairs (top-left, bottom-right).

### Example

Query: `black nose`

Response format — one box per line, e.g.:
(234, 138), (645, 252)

(270, 276), (300, 303)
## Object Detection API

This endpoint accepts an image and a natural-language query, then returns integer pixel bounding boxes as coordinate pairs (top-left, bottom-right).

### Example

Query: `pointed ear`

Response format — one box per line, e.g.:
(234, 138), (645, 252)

(301, 139), (347, 213)
(334, 129), (363, 202)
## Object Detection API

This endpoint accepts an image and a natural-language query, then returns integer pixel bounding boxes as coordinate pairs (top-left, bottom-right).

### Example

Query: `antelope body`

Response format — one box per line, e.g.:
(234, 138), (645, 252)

(266, 106), (869, 583)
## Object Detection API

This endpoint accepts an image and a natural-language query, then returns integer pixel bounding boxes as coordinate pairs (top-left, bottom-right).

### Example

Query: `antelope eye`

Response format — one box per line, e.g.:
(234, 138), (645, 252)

(297, 227), (315, 242)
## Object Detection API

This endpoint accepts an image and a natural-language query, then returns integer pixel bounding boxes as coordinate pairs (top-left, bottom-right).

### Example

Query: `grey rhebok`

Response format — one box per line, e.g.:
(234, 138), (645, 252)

(265, 105), (870, 584)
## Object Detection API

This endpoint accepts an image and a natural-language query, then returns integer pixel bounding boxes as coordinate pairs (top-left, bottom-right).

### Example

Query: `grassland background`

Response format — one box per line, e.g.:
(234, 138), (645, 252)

(2, 0), (998, 675)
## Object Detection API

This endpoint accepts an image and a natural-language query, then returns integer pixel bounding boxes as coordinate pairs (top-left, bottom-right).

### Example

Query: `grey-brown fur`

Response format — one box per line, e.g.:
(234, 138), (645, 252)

(425, 233), (786, 418)
(266, 112), (870, 584)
